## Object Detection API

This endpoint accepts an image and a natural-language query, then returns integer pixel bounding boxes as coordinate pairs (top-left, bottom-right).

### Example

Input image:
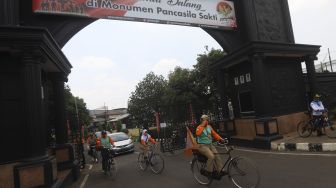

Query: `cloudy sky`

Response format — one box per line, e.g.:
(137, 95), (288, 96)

(62, 0), (336, 110)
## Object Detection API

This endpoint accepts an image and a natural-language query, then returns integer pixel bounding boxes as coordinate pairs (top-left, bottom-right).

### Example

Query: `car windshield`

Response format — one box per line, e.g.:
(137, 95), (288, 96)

(110, 133), (129, 142)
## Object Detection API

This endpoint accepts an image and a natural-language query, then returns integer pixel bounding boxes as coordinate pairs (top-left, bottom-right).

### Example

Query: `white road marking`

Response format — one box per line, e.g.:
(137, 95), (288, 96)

(79, 164), (93, 188)
(236, 148), (336, 157)
(79, 174), (89, 188)
(134, 151), (140, 155)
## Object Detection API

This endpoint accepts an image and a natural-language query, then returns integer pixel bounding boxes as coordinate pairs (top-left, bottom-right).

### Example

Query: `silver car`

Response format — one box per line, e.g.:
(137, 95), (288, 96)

(108, 132), (135, 155)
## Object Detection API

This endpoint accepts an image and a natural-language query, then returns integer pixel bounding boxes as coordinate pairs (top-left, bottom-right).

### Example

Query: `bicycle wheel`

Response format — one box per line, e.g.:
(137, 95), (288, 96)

(107, 158), (117, 178)
(93, 150), (98, 163)
(324, 122), (336, 138)
(149, 154), (164, 174)
(228, 157), (260, 188)
(191, 158), (213, 185)
(297, 120), (313, 138)
(137, 153), (148, 171)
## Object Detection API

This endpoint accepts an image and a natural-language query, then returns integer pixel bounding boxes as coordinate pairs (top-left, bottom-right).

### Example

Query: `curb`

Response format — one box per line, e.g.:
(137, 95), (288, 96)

(271, 142), (336, 152)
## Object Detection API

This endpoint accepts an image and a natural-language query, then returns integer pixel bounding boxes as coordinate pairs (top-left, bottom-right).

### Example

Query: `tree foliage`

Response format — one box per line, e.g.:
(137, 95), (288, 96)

(65, 85), (92, 131)
(128, 48), (225, 126)
(128, 72), (167, 128)
(193, 48), (226, 110)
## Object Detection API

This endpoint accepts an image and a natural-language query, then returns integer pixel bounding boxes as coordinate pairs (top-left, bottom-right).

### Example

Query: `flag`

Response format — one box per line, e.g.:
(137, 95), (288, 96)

(184, 127), (198, 157)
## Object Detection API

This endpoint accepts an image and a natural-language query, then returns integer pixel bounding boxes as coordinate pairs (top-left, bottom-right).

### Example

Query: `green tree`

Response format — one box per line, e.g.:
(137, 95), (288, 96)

(161, 67), (197, 123)
(128, 48), (225, 127)
(64, 85), (92, 133)
(128, 72), (167, 128)
(192, 48), (226, 112)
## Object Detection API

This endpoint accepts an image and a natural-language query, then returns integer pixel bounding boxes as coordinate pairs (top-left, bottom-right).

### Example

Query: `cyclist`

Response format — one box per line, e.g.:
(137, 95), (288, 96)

(140, 129), (156, 159)
(310, 94), (325, 136)
(97, 130), (115, 172)
(196, 115), (225, 177)
(87, 133), (98, 162)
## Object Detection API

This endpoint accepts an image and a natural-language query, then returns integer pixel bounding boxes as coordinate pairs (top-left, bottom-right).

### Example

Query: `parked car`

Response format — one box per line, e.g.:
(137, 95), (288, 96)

(108, 132), (134, 155)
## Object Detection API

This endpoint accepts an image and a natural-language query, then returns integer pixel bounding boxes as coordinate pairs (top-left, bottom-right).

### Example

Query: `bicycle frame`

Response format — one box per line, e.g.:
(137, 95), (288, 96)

(193, 143), (234, 174)
(146, 145), (157, 162)
(214, 144), (234, 173)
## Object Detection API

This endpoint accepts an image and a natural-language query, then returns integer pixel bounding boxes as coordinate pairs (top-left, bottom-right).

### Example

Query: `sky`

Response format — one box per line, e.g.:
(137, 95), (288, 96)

(62, 0), (336, 110)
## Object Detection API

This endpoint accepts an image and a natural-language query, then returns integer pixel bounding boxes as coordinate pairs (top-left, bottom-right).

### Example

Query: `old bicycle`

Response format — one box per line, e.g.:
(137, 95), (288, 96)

(137, 144), (164, 174)
(191, 139), (260, 188)
(101, 147), (117, 178)
(297, 111), (336, 138)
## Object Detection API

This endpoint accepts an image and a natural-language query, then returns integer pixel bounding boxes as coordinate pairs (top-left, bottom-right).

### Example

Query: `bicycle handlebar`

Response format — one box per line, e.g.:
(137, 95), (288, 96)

(215, 138), (234, 151)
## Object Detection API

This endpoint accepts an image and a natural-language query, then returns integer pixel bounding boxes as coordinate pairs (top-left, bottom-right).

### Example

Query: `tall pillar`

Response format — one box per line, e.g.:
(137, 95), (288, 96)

(49, 74), (77, 173)
(21, 52), (47, 159)
(50, 73), (68, 145)
(305, 55), (318, 99)
(0, 0), (19, 25)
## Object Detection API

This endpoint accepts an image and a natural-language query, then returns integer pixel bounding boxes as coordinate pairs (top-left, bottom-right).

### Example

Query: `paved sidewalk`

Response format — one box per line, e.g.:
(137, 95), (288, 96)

(271, 132), (336, 152)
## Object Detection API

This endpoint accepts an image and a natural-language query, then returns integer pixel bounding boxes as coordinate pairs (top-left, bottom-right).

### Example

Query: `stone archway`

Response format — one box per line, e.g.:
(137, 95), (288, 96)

(0, 0), (320, 187)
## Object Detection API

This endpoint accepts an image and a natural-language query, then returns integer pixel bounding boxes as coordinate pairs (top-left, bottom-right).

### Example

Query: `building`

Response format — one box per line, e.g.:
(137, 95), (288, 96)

(89, 108), (131, 131)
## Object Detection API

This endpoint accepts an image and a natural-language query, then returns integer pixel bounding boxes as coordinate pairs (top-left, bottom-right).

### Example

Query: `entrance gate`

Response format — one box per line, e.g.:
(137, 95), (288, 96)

(0, 0), (321, 187)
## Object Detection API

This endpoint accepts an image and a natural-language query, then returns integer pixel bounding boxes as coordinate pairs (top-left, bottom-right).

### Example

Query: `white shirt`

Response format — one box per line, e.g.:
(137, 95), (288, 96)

(310, 100), (324, 116)
(141, 134), (151, 144)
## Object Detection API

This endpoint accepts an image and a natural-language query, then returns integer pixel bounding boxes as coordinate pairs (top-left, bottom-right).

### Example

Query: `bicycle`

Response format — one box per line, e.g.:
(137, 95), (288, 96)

(101, 147), (117, 178)
(191, 140), (260, 188)
(297, 111), (336, 138)
(89, 145), (99, 163)
(137, 144), (165, 174)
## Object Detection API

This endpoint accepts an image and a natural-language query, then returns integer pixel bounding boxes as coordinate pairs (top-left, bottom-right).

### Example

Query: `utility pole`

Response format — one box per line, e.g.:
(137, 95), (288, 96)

(320, 62), (324, 72)
(74, 97), (80, 134)
(328, 48), (333, 72)
(104, 103), (107, 131)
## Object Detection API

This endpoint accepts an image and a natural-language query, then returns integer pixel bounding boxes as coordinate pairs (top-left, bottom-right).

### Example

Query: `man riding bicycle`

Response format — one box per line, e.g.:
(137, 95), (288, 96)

(196, 115), (225, 177)
(140, 129), (156, 159)
(97, 130), (115, 172)
(310, 94), (325, 136)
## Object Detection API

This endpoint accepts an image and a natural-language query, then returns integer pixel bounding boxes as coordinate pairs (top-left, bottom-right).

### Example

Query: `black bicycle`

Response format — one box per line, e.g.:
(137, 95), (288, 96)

(138, 144), (164, 174)
(101, 148), (117, 178)
(89, 145), (99, 163)
(297, 111), (336, 138)
(191, 140), (260, 187)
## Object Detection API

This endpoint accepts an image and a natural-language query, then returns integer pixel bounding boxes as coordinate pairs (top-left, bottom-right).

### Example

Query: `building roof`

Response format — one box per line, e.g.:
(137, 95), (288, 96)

(90, 108), (129, 123)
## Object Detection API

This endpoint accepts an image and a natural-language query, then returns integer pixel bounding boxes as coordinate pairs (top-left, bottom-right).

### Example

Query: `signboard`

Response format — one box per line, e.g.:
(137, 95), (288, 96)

(160, 123), (167, 128)
(33, 0), (237, 29)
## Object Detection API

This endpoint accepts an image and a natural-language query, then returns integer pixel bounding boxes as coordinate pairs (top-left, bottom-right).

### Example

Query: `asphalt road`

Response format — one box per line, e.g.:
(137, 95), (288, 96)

(72, 147), (336, 188)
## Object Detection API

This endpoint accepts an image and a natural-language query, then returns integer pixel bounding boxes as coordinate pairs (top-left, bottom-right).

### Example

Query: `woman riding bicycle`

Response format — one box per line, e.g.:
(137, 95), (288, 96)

(196, 115), (225, 177)
(97, 130), (115, 172)
(87, 133), (98, 162)
(140, 129), (156, 159)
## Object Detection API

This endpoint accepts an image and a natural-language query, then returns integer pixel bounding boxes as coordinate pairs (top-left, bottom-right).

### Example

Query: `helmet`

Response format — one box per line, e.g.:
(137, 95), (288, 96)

(101, 130), (107, 135)
(314, 94), (321, 98)
(201, 114), (209, 120)
(142, 129), (148, 134)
